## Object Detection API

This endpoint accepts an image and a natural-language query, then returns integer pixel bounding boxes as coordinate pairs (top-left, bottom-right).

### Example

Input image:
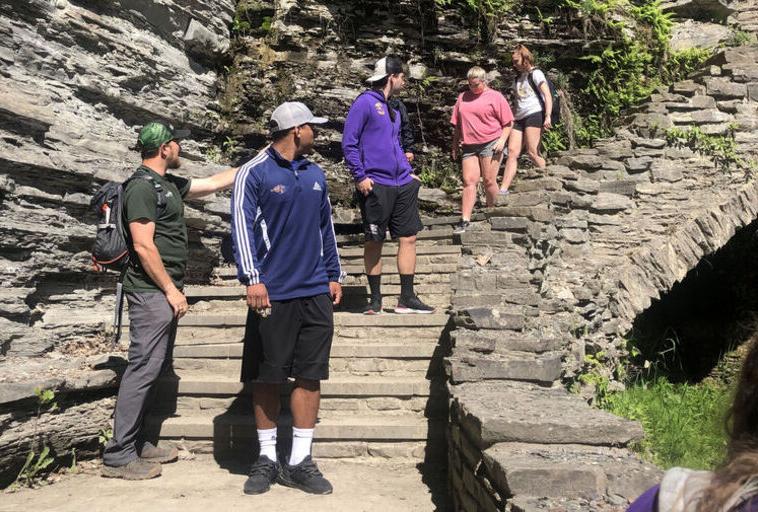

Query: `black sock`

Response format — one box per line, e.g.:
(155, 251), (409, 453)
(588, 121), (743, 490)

(400, 274), (415, 299)
(368, 274), (381, 302)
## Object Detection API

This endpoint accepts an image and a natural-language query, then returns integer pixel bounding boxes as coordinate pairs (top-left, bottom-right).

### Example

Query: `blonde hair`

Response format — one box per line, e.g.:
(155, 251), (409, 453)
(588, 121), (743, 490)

(512, 44), (535, 66)
(466, 66), (487, 81)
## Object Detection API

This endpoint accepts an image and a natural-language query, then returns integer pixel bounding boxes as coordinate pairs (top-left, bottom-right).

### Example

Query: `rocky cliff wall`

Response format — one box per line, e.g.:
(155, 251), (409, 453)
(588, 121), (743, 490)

(0, 0), (234, 485)
(0, 0), (235, 358)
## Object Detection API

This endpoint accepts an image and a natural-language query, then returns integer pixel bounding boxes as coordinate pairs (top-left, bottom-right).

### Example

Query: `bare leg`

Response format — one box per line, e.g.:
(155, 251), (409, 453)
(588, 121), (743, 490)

(253, 383), (280, 430)
(460, 156), (481, 220)
(397, 235), (417, 275)
(481, 151), (504, 207)
(501, 129), (523, 191)
(290, 378), (320, 429)
(364, 240), (383, 275)
(524, 125), (546, 169)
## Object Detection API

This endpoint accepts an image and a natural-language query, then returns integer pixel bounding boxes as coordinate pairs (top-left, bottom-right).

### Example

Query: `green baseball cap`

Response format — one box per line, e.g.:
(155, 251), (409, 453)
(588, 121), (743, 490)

(136, 121), (191, 151)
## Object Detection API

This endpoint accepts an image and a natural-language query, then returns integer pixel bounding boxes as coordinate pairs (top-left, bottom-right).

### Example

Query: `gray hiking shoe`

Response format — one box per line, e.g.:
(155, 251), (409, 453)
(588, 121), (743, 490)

(139, 442), (178, 463)
(101, 458), (161, 480)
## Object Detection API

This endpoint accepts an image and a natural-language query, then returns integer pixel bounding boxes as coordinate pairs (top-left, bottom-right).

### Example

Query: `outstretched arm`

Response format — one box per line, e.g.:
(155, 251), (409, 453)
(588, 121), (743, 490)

(186, 166), (239, 199)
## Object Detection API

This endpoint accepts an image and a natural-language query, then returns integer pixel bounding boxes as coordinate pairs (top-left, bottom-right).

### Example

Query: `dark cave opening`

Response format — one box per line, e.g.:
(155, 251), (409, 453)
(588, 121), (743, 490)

(627, 217), (758, 383)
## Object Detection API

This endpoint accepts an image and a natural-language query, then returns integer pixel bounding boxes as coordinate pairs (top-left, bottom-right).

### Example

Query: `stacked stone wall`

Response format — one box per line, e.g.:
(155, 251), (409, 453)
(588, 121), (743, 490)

(446, 46), (758, 510)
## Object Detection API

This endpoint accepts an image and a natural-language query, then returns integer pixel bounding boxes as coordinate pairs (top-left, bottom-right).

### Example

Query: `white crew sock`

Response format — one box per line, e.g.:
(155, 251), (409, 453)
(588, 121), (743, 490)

(257, 427), (277, 462)
(289, 427), (314, 466)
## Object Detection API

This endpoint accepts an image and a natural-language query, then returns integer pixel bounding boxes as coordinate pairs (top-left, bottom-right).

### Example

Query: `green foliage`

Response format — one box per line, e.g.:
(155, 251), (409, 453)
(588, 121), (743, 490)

(14, 446), (55, 488)
(601, 378), (731, 469)
(35, 387), (57, 411)
(725, 29), (756, 48)
(663, 47), (713, 83)
(98, 428), (113, 447)
(435, 0), (521, 42)
(231, 13), (252, 35)
(541, 124), (568, 155)
(665, 126), (745, 171)
(415, 149), (460, 194)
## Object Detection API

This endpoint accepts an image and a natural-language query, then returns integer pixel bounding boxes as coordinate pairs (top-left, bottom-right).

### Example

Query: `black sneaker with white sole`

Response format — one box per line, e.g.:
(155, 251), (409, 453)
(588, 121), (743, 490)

(362, 297), (382, 315)
(453, 220), (470, 234)
(278, 456), (333, 495)
(395, 295), (435, 314)
(243, 455), (281, 495)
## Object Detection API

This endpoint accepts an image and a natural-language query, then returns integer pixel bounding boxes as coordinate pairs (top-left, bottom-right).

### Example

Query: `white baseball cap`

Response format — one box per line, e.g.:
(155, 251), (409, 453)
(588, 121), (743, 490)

(366, 56), (405, 83)
(269, 102), (328, 132)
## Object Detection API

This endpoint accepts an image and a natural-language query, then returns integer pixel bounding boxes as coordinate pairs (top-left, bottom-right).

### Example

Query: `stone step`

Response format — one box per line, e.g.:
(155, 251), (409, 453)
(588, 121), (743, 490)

(165, 326), (446, 346)
(335, 227), (453, 245)
(174, 342), (440, 359)
(158, 371), (439, 397)
(212, 262), (459, 278)
(161, 394), (441, 418)
(181, 439), (433, 460)
(148, 412), (445, 442)
(186, 294), (451, 311)
(343, 273), (452, 285)
(451, 330), (561, 354)
(452, 381), (643, 448)
(161, 311), (451, 328)
(185, 283), (453, 299)
(482, 443), (661, 502)
(338, 254), (460, 266)
(508, 496), (630, 512)
(338, 245), (461, 257)
(446, 351), (563, 385)
(172, 357), (438, 376)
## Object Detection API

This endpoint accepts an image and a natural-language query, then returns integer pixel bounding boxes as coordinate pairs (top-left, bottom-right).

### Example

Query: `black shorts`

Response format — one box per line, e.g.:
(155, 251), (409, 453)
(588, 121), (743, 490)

(240, 294), (334, 383)
(356, 179), (423, 242)
(514, 111), (544, 132)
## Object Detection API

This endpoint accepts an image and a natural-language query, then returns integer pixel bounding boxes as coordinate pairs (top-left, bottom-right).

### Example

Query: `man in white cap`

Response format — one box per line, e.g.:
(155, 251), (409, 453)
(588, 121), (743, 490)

(342, 55), (434, 315)
(231, 102), (344, 495)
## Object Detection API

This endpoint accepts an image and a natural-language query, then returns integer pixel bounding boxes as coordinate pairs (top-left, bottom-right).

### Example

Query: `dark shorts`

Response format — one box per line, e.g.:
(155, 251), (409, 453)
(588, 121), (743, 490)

(241, 294), (334, 383)
(355, 179), (423, 242)
(514, 111), (544, 132)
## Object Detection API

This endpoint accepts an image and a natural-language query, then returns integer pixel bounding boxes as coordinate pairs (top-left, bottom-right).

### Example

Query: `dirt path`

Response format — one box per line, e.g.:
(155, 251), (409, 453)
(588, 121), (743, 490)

(2, 456), (447, 512)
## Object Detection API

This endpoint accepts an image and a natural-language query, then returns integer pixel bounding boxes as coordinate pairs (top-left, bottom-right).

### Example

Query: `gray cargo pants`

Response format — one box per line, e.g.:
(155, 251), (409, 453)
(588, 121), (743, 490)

(103, 292), (177, 467)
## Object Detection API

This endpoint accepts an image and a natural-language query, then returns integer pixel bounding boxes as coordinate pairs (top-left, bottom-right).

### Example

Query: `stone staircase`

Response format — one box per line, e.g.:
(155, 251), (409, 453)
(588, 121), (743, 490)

(140, 219), (461, 461)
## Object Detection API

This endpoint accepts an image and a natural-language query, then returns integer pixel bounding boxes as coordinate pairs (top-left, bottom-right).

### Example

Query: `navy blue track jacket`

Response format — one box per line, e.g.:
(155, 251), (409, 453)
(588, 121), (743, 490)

(230, 146), (344, 300)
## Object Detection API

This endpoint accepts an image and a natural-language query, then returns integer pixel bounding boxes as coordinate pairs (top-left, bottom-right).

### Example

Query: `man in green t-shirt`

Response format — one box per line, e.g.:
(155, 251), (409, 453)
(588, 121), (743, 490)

(102, 122), (239, 480)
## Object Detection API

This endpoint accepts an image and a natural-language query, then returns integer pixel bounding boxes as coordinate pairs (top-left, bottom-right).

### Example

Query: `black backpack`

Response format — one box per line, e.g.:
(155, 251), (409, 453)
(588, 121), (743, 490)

(518, 69), (561, 126)
(90, 172), (167, 272)
(90, 171), (166, 346)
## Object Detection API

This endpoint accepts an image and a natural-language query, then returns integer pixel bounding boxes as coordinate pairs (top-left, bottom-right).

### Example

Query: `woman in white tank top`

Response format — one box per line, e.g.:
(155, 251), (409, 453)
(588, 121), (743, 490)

(500, 44), (553, 194)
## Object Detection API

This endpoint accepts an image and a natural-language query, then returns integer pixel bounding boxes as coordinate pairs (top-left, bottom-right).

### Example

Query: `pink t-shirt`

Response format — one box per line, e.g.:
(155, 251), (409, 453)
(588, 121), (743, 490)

(450, 88), (514, 145)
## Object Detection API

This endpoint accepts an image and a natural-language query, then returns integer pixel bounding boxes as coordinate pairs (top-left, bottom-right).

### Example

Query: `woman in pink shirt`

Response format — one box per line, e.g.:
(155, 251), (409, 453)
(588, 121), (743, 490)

(450, 66), (514, 233)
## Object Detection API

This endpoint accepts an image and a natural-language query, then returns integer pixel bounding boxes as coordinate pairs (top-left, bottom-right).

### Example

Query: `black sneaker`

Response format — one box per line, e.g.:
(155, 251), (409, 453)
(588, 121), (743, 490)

(453, 220), (470, 234)
(278, 456), (333, 495)
(243, 455), (280, 495)
(396, 295), (435, 314)
(363, 297), (382, 315)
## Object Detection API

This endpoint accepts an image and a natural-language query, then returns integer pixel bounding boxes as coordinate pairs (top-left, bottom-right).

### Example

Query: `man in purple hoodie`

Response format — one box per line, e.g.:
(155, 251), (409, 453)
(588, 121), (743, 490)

(342, 55), (434, 315)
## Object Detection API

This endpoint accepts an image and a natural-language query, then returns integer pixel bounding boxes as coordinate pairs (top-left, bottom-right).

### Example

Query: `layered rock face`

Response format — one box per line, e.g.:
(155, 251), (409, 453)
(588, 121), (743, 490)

(0, 0), (233, 485)
(0, 0), (235, 357)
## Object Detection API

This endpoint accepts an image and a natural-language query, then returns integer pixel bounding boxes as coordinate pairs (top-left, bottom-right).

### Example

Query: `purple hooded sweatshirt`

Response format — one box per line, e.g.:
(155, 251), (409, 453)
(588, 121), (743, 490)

(342, 89), (414, 187)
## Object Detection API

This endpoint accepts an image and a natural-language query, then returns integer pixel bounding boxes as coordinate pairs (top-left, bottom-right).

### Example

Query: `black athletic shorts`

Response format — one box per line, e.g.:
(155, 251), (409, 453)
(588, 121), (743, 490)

(514, 111), (544, 132)
(355, 179), (423, 242)
(240, 294), (334, 383)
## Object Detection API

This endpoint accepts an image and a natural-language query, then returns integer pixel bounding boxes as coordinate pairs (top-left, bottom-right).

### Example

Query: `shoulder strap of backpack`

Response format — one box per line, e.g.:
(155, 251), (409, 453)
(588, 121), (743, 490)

(526, 69), (546, 112)
(125, 171), (168, 217)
